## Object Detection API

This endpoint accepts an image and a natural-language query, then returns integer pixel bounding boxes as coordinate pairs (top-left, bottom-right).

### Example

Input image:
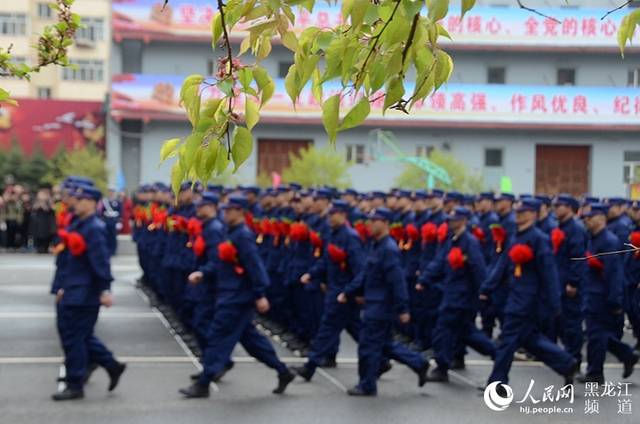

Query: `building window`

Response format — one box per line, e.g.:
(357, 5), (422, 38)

(0, 13), (27, 36)
(37, 87), (52, 99)
(416, 145), (434, 157)
(485, 148), (503, 167)
(38, 3), (53, 19)
(62, 60), (104, 82)
(487, 67), (506, 84)
(557, 68), (576, 86)
(278, 62), (293, 78)
(346, 144), (365, 164)
(628, 68), (640, 88)
(623, 151), (640, 184)
(75, 17), (104, 43)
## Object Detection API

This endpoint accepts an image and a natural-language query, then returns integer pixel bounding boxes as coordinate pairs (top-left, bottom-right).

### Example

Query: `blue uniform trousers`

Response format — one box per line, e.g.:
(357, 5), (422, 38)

(290, 284), (324, 343)
(624, 284), (640, 342)
(556, 296), (584, 362)
(412, 285), (442, 350)
(198, 304), (287, 385)
(57, 305), (117, 390)
(488, 314), (575, 384)
(585, 313), (637, 376)
(192, 301), (215, 351)
(433, 308), (495, 370)
(306, 299), (361, 374)
(357, 318), (427, 394)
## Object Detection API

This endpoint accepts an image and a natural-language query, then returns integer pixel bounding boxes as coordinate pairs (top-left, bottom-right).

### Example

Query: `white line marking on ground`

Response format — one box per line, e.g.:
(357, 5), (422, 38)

(131, 281), (220, 393)
(57, 365), (66, 392)
(0, 312), (158, 319)
(316, 368), (348, 392)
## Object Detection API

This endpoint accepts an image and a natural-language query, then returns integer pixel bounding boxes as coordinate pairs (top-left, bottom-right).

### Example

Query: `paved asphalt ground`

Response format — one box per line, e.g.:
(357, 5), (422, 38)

(1, 253), (638, 424)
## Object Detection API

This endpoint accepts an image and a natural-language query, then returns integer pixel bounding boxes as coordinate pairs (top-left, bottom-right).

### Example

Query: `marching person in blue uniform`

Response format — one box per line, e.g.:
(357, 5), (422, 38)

(161, 182), (196, 330)
(480, 198), (576, 387)
(99, 187), (123, 257)
(52, 184), (126, 401)
(339, 208), (429, 396)
(418, 207), (495, 382)
(475, 192), (499, 264)
(179, 196), (295, 398)
(551, 194), (587, 367)
(577, 203), (639, 384)
(535, 195), (557, 235)
(607, 197), (632, 245)
(294, 200), (365, 381)
(480, 192), (516, 339)
(625, 200), (640, 352)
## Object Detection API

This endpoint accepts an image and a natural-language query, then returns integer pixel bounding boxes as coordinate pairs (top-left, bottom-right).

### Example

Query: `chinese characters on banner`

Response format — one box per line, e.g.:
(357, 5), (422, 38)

(112, 1), (638, 48)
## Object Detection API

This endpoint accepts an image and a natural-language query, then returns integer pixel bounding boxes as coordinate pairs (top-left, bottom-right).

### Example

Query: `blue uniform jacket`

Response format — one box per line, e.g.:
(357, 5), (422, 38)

(308, 223), (364, 297)
(481, 225), (561, 318)
(195, 217), (226, 301)
(537, 214), (558, 235)
(215, 223), (270, 306)
(625, 225), (640, 289)
(478, 211), (499, 263)
(344, 235), (409, 321)
(583, 228), (625, 316)
(553, 217), (587, 292)
(59, 214), (113, 307)
(420, 230), (487, 311)
(162, 204), (196, 270)
(608, 215), (632, 246)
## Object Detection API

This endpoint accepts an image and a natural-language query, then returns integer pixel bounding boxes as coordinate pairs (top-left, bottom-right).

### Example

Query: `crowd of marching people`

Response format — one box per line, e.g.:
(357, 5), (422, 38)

(49, 176), (640, 400)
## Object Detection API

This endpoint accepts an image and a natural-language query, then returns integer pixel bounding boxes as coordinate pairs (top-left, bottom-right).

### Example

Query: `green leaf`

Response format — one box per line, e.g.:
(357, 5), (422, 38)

(427, 0), (449, 22)
(238, 68), (253, 91)
(231, 127), (253, 171)
(281, 31), (298, 51)
(253, 66), (275, 106)
(383, 76), (405, 114)
(434, 50), (453, 89)
(201, 98), (223, 118)
(245, 97), (260, 130)
(339, 97), (370, 131)
(211, 13), (223, 49)
(284, 63), (300, 106)
(322, 37), (346, 82)
(312, 68), (323, 103)
(171, 161), (184, 196)
(160, 138), (181, 162)
(0, 87), (17, 106)
(215, 146), (230, 174)
(350, 0), (369, 29)
(180, 74), (204, 128)
(461, 0), (476, 19)
(321, 94), (341, 145)
(183, 132), (204, 171)
(205, 141), (220, 172)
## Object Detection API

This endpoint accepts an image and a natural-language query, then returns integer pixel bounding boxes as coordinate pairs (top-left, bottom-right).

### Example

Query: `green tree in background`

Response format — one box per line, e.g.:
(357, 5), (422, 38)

(20, 146), (52, 189)
(395, 149), (484, 193)
(44, 144), (109, 193)
(282, 146), (352, 189)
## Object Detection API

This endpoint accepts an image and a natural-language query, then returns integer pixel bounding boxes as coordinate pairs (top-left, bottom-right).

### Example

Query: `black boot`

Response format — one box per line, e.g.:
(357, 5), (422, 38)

(347, 386), (376, 397)
(293, 365), (314, 382)
(623, 353), (639, 379)
(190, 372), (202, 381)
(426, 366), (449, 383)
(273, 369), (295, 394)
(450, 356), (465, 370)
(52, 387), (84, 401)
(212, 361), (235, 383)
(575, 373), (604, 385)
(107, 362), (127, 392)
(179, 382), (210, 398)
(318, 356), (337, 368)
(377, 361), (393, 377)
(83, 363), (99, 384)
(417, 362), (430, 387)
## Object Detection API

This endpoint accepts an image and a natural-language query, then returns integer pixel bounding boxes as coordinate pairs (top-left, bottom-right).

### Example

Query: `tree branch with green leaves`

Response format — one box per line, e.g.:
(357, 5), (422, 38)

(0, 0), (81, 106)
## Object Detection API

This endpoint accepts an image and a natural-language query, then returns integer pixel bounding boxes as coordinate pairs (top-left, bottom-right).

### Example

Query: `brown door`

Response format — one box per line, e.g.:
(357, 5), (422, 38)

(257, 138), (312, 177)
(535, 145), (590, 196)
